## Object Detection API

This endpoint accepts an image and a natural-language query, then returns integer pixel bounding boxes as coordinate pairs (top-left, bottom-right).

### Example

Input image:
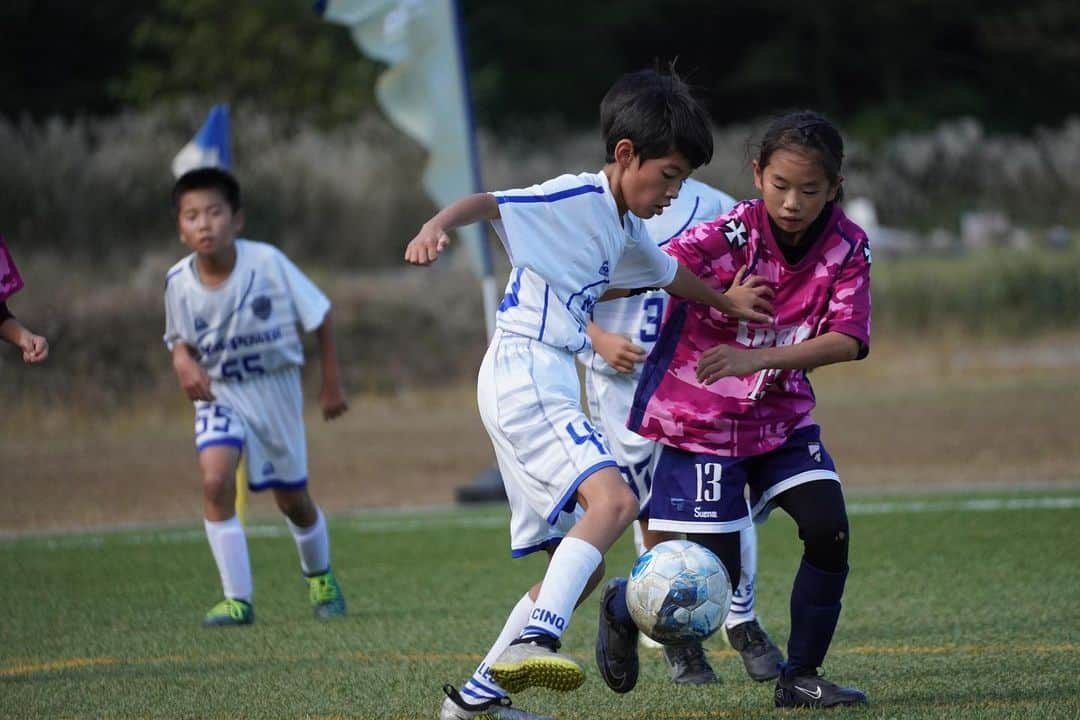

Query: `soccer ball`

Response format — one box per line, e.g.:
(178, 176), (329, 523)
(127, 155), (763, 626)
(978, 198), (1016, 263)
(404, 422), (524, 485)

(625, 539), (731, 645)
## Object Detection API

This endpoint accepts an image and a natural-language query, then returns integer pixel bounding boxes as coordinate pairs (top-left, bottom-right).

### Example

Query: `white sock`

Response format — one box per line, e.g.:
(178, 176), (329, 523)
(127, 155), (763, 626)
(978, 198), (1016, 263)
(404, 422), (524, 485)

(520, 537), (602, 640)
(632, 519), (648, 558)
(286, 507), (331, 576)
(725, 524), (757, 628)
(204, 516), (253, 602)
(460, 593), (534, 703)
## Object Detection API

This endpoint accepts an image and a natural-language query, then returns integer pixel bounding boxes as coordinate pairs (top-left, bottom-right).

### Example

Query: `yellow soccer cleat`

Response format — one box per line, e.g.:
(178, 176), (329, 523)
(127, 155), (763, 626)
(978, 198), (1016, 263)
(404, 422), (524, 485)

(489, 638), (585, 694)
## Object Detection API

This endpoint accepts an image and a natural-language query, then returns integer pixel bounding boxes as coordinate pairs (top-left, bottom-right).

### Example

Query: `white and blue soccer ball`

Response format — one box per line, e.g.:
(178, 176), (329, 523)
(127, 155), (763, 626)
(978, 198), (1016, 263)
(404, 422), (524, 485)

(625, 539), (731, 645)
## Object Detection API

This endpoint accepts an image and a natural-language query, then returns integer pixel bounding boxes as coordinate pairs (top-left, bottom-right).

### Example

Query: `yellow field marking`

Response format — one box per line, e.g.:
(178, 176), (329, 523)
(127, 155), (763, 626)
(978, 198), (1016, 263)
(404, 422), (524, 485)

(843, 642), (1077, 655)
(2, 642), (1074, 679)
(0, 656), (115, 677)
(383, 652), (484, 663)
(145, 655), (187, 665)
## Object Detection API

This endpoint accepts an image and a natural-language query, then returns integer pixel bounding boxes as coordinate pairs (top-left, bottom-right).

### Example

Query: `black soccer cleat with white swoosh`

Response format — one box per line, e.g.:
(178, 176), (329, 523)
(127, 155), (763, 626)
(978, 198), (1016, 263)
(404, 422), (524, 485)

(774, 671), (867, 708)
(595, 577), (639, 693)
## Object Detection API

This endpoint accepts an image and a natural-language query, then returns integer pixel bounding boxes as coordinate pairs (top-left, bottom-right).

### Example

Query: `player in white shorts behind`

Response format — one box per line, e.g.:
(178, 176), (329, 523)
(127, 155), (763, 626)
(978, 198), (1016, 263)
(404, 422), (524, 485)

(583, 177), (785, 686)
(406, 69), (774, 720)
(164, 167), (349, 627)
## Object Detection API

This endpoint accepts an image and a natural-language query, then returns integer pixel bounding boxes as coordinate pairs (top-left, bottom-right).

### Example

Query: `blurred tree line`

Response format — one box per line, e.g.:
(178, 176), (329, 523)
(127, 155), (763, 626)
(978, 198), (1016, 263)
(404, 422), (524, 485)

(2, 0), (1078, 137)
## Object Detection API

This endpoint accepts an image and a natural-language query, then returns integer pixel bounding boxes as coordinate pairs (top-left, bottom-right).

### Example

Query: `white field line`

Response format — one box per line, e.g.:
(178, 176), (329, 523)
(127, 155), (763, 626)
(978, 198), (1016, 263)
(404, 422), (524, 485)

(3, 494), (1078, 550)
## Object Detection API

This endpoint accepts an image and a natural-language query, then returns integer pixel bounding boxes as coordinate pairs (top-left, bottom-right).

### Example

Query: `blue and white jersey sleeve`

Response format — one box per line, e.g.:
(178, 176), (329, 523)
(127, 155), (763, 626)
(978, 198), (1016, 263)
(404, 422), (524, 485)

(607, 217), (677, 290)
(490, 173), (607, 273)
(275, 249), (330, 333)
(489, 171), (637, 352)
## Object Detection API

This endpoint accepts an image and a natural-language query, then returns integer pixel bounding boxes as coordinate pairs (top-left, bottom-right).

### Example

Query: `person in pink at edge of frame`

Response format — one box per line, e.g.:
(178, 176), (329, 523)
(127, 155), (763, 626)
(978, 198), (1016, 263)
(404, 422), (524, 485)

(0, 236), (49, 364)
(596, 111), (872, 710)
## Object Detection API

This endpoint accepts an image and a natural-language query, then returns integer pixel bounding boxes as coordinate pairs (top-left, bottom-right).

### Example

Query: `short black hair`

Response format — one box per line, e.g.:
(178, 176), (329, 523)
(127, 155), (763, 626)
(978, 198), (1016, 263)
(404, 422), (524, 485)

(756, 111), (845, 202)
(172, 167), (241, 213)
(600, 67), (713, 169)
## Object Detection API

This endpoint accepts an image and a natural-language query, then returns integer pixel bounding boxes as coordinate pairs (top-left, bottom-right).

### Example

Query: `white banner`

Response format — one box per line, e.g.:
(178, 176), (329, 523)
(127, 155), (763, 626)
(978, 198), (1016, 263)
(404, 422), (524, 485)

(319, 0), (495, 321)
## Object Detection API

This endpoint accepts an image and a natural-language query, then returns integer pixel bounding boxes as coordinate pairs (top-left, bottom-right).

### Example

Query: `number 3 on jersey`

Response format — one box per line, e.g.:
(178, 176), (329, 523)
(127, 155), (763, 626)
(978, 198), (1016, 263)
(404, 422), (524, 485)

(640, 296), (665, 343)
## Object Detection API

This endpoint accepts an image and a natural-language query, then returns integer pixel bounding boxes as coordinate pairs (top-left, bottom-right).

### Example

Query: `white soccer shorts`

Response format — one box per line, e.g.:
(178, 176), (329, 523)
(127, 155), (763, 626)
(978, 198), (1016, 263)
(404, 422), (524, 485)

(585, 368), (659, 515)
(478, 330), (617, 557)
(194, 366), (309, 491)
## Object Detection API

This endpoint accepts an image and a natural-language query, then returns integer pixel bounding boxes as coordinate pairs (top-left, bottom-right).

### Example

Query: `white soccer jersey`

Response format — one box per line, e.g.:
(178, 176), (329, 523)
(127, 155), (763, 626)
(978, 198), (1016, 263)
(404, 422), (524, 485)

(490, 170), (678, 353)
(585, 178), (737, 376)
(163, 239), (330, 382)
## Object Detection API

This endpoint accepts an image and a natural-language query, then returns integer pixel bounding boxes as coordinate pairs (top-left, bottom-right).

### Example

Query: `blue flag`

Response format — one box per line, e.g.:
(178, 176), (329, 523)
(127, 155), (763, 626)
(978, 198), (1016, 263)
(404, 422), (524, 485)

(172, 104), (232, 178)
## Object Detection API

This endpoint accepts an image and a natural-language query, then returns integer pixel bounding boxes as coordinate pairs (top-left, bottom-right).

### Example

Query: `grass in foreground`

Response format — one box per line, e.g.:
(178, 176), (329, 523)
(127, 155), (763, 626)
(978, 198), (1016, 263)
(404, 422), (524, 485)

(2, 487), (1078, 719)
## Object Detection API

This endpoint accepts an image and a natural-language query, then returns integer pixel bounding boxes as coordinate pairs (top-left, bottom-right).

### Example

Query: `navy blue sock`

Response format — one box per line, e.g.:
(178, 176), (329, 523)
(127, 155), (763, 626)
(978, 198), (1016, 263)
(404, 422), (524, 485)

(606, 579), (635, 629)
(784, 559), (848, 677)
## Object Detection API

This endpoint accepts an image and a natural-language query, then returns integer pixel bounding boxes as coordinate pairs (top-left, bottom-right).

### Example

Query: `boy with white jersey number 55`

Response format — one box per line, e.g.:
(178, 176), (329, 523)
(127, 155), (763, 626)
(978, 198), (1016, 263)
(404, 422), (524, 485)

(164, 167), (348, 628)
(406, 68), (773, 720)
(582, 176), (784, 690)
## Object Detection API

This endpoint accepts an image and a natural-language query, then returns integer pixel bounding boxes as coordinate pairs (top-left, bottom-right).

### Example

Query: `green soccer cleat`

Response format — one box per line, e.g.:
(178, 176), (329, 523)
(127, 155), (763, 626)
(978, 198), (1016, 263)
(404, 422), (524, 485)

(308, 569), (347, 619)
(202, 598), (254, 627)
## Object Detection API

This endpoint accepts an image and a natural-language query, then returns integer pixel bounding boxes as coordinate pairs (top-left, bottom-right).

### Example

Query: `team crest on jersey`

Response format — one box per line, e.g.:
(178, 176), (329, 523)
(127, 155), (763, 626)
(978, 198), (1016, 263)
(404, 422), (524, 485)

(723, 219), (748, 248)
(808, 442), (822, 462)
(599, 261), (610, 278)
(194, 317), (208, 333)
(252, 295), (273, 320)
(262, 461), (275, 477)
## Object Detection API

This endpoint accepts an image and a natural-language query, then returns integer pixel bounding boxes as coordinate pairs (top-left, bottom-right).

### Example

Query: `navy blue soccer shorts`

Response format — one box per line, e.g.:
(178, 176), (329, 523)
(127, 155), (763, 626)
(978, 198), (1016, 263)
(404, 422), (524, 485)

(647, 425), (840, 534)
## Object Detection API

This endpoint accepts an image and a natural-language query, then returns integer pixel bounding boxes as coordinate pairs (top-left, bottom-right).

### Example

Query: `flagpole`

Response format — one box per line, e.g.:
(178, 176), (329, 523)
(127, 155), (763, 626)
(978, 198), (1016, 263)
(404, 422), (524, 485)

(449, 0), (496, 341)
(448, 0), (502, 501)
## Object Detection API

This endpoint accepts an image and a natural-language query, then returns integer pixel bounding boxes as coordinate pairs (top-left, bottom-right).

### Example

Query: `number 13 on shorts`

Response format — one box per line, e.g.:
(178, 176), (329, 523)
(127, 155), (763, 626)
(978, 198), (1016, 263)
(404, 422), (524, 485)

(695, 462), (723, 502)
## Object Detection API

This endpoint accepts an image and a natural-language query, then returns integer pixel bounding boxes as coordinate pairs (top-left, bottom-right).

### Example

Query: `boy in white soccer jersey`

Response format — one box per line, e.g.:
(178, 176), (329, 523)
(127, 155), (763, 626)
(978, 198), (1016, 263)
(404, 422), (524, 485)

(164, 167), (348, 627)
(583, 176), (784, 689)
(406, 69), (774, 720)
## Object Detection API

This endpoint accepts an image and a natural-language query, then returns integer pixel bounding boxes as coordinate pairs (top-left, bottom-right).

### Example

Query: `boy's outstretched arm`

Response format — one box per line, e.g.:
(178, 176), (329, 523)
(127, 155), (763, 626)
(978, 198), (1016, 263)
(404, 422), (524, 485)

(664, 264), (774, 324)
(314, 309), (348, 420)
(404, 193), (500, 266)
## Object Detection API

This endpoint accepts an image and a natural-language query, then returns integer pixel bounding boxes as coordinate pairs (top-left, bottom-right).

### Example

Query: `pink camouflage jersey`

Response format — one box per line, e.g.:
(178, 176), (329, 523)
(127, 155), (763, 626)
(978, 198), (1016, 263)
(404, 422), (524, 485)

(0, 236), (25, 302)
(628, 199), (871, 457)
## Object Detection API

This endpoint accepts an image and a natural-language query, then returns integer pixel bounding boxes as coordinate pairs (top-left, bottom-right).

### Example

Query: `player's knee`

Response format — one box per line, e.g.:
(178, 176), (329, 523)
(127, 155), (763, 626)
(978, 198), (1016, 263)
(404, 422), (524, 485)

(201, 471), (233, 502)
(607, 485), (640, 528)
(274, 490), (315, 524)
(799, 518), (849, 572)
(578, 472), (638, 528)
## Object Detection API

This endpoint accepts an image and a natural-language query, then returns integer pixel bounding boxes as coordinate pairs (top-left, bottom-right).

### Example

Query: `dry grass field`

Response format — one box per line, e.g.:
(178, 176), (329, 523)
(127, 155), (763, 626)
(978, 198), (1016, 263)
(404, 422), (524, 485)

(3, 333), (1078, 534)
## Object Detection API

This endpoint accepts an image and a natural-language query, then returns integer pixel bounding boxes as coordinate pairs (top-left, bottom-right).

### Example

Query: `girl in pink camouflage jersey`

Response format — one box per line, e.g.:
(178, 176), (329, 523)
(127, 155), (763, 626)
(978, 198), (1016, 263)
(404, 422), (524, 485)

(0, 237), (48, 364)
(598, 112), (871, 709)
